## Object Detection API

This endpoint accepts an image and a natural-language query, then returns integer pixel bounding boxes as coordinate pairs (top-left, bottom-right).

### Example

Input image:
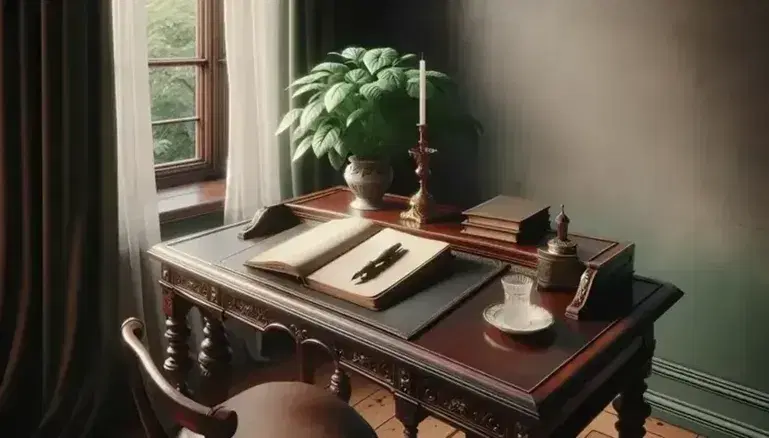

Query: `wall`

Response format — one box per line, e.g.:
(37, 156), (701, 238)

(346, 1), (769, 436)
(447, 2), (769, 437)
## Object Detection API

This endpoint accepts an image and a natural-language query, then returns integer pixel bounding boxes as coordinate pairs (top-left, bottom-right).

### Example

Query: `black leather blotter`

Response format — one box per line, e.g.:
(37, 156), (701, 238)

(218, 224), (506, 340)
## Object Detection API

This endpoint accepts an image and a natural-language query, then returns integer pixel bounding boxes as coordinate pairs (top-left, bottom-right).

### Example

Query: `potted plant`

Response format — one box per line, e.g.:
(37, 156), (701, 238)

(275, 46), (481, 210)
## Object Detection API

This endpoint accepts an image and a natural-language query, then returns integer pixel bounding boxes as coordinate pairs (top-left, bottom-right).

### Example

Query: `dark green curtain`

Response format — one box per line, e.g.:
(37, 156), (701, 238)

(0, 1), (124, 437)
(278, 0), (342, 198)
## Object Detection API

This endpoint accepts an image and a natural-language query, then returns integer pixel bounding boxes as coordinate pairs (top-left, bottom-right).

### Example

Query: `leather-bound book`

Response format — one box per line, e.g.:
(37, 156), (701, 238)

(461, 223), (519, 243)
(463, 195), (550, 239)
(461, 217), (551, 244)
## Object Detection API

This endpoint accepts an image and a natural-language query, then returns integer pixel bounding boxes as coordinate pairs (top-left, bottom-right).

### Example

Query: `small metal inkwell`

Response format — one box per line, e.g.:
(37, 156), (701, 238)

(537, 205), (585, 289)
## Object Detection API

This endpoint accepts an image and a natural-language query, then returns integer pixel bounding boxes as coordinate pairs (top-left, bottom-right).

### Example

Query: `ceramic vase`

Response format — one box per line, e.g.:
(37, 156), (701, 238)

(343, 156), (393, 210)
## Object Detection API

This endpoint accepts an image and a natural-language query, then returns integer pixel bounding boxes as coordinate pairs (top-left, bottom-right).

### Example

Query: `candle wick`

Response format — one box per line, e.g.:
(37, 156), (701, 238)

(420, 52), (424, 60)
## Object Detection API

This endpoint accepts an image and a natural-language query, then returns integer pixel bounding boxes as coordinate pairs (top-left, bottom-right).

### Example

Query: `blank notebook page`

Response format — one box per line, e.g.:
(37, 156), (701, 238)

(248, 217), (376, 272)
(307, 227), (449, 298)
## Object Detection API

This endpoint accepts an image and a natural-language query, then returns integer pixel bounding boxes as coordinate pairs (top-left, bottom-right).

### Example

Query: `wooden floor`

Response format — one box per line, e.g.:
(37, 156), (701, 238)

(317, 368), (705, 438)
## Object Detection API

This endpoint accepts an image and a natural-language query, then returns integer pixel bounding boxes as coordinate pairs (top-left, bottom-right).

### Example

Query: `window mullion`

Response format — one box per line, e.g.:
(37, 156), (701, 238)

(148, 58), (206, 67)
(151, 116), (200, 126)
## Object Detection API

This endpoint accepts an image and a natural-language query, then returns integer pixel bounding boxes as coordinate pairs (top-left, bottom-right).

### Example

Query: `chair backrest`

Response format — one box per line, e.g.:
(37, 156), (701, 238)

(121, 317), (238, 438)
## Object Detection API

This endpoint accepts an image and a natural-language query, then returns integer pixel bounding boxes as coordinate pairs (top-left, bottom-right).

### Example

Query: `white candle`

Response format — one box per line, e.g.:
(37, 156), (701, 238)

(419, 59), (427, 125)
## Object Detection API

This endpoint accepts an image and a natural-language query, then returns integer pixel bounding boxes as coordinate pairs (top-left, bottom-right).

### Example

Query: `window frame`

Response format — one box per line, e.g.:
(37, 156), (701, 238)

(149, 0), (226, 190)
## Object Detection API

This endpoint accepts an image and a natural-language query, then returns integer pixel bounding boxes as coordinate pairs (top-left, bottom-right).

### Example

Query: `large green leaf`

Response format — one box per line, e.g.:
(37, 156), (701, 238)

(406, 77), (435, 99)
(403, 69), (452, 86)
(334, 138), (348, 156)
(376, 78), (397, 92)
(288, 71), (330, 89)
(291, 124), (310, 141)
(362, 48), (398, 75)
(275, 108), (302, 135)
(394, 53), (418, 66)
(325, 72), (346, 85)
(338, 96), (360, 115)
(426, 70), (450, 81)
(312, 124), (340, 157)
(311, 62), (349, 75)
(426, 70), (455, 93)
(292, 135), (314, 162)
(327, 148), (346, 170)
(376, 67), (405, 91)
(324, 83), (354, 113)
(291, 83), (325, 99)
(341, 47), (366, 62)
(346, 108), (367, 127)
(299, 99), (325, 131)
(344, 68), (373, 85)
(359, 83), (384, 101)
(311, 124), (333, 156)
(321, 127), (342, 157)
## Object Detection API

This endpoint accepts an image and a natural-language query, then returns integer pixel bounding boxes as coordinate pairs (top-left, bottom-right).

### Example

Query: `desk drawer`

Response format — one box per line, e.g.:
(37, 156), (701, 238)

(398, 364), (535, 438)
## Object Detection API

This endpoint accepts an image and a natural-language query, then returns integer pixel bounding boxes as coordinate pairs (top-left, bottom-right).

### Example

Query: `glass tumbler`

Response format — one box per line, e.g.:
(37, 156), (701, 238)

(501, 273), (535, 325)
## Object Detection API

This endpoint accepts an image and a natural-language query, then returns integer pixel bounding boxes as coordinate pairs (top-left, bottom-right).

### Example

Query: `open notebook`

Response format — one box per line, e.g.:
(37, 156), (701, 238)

(244, 217), (452, 310)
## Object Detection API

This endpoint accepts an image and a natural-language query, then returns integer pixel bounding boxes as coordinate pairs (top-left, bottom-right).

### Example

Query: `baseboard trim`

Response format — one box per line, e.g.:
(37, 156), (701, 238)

(646, 390), (769, 438)
(652, 357), (769, 414)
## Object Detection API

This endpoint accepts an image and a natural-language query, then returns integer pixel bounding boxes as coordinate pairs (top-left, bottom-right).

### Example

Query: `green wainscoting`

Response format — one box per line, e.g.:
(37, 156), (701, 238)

(649, 359), (769, 438)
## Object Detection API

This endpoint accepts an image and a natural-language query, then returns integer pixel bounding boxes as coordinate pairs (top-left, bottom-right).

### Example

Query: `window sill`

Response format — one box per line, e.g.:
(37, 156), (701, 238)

(158, 179), (225, 224)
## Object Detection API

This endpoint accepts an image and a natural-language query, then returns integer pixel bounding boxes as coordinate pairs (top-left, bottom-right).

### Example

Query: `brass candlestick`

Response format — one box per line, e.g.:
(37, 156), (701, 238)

(400, 124), (437, 224)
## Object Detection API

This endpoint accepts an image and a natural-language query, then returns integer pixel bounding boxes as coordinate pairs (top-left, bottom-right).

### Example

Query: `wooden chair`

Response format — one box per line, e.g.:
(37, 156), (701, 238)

(121, 317), (377, 438)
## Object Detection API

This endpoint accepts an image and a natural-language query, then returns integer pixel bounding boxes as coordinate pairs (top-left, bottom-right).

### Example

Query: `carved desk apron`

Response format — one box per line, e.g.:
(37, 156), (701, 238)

(149, 201), (682, 438)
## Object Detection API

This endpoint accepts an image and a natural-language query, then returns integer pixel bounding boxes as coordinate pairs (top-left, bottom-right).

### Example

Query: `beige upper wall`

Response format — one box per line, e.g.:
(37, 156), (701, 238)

(448, 0), (769, 392)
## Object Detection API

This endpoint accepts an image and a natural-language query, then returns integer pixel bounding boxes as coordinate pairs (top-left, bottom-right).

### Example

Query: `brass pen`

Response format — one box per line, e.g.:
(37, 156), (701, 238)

(351, 243), (403, 282)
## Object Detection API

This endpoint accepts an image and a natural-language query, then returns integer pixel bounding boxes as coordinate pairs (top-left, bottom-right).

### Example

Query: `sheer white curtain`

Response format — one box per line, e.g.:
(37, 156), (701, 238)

(111, 0), (169, 357)
(223, 0), (292, 360)
(224, 0), (286, 224)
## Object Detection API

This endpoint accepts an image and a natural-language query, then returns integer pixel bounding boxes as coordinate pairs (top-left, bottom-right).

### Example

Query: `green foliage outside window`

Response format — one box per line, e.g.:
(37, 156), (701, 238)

(147, 0), (198, 165)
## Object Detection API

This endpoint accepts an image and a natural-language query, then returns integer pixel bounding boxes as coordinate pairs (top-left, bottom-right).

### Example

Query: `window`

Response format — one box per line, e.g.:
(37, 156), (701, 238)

(147, 0), (226, 189)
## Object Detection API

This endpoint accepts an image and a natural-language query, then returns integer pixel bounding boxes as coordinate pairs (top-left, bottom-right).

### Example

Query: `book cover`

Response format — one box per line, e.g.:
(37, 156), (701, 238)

(463, 195), (549, 225)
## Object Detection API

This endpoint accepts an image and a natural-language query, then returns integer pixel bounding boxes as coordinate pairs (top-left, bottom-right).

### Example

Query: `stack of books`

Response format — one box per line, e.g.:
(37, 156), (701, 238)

(461, 195), (550, 244)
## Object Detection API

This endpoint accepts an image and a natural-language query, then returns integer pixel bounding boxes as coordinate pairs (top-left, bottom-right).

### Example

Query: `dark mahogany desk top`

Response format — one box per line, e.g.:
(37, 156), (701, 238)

(415, 276), (661, 395)
(284, 187), (679, 395)
(151, 186), (683, 433)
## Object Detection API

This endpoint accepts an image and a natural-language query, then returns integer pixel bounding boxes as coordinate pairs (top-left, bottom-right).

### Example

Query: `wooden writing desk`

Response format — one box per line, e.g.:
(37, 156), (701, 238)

(149, 187), (683, 438)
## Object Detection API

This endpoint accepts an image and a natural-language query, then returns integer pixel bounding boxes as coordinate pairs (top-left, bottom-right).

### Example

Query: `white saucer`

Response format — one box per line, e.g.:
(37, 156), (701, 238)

(483, 303), (555, 335)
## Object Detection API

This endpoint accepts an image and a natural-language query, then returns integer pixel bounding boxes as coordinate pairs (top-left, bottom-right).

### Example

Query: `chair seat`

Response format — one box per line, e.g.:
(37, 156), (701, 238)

(178, 381), (376, 438)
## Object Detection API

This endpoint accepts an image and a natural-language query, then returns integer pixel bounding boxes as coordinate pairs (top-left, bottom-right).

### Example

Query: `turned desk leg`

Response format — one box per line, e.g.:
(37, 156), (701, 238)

(329, 367), (351, 403)
(198, 315), (232, 377)
(395, 396), (426, 438)
(198, 314), (232, 404)
(162, 291), (192, 394)
(613, 332), (655, 438)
